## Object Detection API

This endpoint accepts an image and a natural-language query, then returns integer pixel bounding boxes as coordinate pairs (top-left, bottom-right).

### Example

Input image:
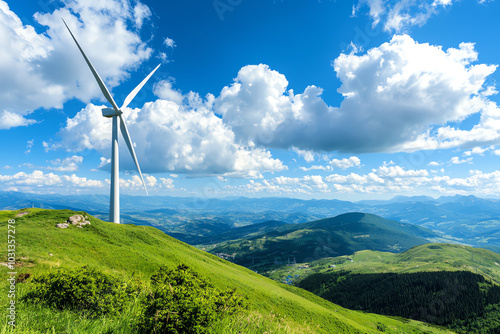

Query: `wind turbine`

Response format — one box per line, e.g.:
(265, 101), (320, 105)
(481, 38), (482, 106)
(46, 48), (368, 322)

(63, 19), (160, 223)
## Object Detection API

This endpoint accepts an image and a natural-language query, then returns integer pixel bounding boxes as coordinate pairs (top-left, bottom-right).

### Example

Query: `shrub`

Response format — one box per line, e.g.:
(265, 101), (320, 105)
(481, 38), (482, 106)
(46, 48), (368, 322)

(139, 264), (244, 334)
(23, 267), (127, 318)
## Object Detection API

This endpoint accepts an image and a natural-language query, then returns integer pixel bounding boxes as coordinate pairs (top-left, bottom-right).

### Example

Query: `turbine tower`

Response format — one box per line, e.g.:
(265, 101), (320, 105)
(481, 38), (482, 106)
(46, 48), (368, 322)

(63, 19), (160, 223)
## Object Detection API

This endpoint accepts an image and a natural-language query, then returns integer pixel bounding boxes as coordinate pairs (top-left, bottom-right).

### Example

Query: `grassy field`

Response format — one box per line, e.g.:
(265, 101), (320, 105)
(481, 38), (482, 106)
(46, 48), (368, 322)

(264, 243), (500, 285)
(0, 209), (454, 333)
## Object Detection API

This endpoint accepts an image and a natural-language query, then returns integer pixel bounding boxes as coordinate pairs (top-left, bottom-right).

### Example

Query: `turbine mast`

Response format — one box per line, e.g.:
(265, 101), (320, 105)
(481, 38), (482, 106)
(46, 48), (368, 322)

(110, 116), (120, 223)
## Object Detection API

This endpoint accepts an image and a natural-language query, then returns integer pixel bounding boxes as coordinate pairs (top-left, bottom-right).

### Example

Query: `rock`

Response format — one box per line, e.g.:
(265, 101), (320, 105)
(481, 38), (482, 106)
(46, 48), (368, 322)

(15, 211), (30, 218)
(60, 215), (91, 228)
(67, 215), (83, 225)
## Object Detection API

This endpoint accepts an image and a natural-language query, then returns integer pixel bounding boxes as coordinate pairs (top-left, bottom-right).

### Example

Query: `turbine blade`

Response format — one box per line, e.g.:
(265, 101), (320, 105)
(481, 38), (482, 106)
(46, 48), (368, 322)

(118, 115), (149, 196)
(62, 18), (120, 112)
(121, 64), (161, 110)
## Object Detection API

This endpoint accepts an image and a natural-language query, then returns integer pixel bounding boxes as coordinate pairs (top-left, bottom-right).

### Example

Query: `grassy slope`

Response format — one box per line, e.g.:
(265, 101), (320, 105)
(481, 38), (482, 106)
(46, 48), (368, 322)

(266, 243), (500, 285)
(0, 209), (452, 334)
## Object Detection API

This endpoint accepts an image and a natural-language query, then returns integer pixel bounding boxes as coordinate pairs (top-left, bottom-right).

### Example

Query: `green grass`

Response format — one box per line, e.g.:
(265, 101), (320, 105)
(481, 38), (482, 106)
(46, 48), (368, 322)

(0, 209), (453, 333)
(264, 243), (500, 286)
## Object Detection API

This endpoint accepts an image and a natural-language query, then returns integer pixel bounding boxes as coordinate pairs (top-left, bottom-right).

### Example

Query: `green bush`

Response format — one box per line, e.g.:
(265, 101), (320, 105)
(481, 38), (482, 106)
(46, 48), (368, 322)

(139, 264), (244, 334)
(23, 267), (128, 318)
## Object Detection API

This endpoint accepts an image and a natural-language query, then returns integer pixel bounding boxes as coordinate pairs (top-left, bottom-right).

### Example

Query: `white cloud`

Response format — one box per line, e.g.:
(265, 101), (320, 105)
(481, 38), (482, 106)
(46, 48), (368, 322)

(427, 161), (440, 166)
(0, 170), (103, 189)
(48, 155), (84, 172)
(0, 170), (178, 194)
(449, 156), (473, 165)
(299, 165), (333, 172)
(322, 164), (500, 196)
(0, 111), (36, 130)
(464, 146), (491, 156)
(329, 156), (361, 169)
(54, 95), (286, 178)
(153, 80), (184, 104)
(16, 155), (84, 172)
(243, 175), (330, 195)
(354, 0), (485, 32)
(353, 0), (385, 26)
(164, 37), (175, 48)
(25, 139), (35, 154)
(0, 0), (152, 129)
(215, 36), (498, 154)
(292, 147), (315, 162)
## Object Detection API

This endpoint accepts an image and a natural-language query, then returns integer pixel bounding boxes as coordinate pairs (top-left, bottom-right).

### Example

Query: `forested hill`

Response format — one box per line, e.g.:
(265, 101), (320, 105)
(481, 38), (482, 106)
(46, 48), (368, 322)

(206, 212), (439, 268)
(298, 270), (500, 333)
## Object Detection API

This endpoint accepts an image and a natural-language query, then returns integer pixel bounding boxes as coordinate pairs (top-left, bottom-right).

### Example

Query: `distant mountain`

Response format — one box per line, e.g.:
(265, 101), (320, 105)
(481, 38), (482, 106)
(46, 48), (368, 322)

(193, 220), (289, 244)
(438, 195), (500, 213)
(206, 212), (440, 268)
(357, 195), (437, 205)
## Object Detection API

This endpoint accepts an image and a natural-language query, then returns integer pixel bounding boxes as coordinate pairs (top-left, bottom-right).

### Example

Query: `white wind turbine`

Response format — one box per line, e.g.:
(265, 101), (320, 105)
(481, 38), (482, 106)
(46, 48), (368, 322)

(63, 19), (160, 224)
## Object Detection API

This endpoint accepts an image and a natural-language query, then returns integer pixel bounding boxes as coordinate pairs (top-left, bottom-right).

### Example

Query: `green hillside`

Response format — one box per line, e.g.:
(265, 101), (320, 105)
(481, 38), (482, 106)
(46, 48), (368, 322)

(271, 243), (500, 284)
(263, 243), (500, 334)
(205, 212), (439, 270)
(0, 209), (452, 333)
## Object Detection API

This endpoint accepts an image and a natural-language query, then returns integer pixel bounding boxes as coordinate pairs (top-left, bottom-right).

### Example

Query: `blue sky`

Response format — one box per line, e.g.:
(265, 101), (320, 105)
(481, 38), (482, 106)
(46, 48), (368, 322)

(1, 0), (500, 200)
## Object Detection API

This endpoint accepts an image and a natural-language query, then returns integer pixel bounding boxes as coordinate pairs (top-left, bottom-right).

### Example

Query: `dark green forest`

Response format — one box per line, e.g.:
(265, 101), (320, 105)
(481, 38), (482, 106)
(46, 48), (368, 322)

(298, 270), (500, 333)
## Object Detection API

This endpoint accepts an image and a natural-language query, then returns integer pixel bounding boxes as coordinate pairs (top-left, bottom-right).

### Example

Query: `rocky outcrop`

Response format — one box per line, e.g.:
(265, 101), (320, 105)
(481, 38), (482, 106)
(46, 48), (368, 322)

(56, 215), (91, 228)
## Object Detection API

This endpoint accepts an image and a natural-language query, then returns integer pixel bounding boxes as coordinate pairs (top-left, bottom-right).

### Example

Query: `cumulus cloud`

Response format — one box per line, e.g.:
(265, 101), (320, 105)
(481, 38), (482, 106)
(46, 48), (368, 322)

(54, 94), (285, 178)
(329, 156), (361, 169)
(242, 175), (329, 195)
(293, 147), (316, 162)
(52, 34), (499, 177)
(0, 0), (152, 129)
(353, 0), (485, 32)
(153, 80), (184, 104)
(321, 164), (500, 196)
(16, 155), (84, 172)
(0, 170), (177, 194)
(215, 36), (498, 154)
(464, 146), (489, 156)
(0, 170), (104, 189)
(164, 37), (175, 48)
(220, 163), (500, 197)
(48, 155), (84, 172)
(449, 156), (473, 165)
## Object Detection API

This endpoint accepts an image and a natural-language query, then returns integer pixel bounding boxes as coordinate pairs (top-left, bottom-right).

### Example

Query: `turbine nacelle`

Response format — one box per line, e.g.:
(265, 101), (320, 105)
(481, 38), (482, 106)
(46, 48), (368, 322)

(102, 107), (122, 118)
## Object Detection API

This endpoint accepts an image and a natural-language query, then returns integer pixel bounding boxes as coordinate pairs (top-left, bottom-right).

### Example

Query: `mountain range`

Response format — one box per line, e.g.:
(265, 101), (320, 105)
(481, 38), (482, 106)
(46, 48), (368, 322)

(203, 213), (442, 268)
(2, 191), (500, 250)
